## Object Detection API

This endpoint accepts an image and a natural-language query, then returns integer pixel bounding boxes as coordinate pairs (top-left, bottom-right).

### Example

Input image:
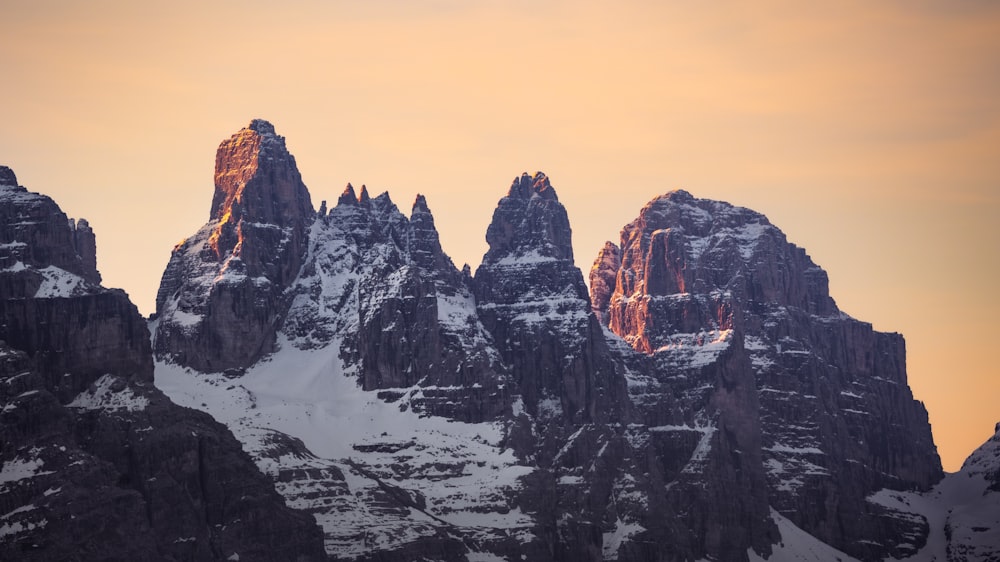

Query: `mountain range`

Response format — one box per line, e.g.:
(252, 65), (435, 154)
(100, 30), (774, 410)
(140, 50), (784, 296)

(1, 120), (996, 561)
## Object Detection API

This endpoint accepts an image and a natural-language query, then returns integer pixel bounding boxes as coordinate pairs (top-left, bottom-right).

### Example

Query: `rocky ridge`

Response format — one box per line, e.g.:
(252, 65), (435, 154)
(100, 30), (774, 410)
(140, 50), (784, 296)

(0, 169), (326, 561)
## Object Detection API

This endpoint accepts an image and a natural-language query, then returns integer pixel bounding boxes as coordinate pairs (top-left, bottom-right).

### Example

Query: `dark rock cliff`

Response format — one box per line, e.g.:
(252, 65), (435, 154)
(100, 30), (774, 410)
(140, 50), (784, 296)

(0, 169), (326, 561)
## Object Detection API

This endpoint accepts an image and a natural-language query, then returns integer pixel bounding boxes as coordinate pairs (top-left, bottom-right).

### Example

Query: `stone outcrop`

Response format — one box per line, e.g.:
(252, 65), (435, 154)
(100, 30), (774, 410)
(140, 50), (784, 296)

(0, 167), (326, 561)
(154, 119), (313, 372)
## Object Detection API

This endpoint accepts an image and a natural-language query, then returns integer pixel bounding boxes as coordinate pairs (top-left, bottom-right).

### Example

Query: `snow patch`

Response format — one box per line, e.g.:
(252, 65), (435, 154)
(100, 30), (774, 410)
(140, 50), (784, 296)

(68, 374), (149, 412)
(748, 508), (860, 561)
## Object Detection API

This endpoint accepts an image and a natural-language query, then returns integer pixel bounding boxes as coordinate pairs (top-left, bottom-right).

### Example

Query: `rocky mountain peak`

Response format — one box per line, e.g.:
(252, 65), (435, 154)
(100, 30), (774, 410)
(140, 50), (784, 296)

(592, 190), (942, 559)
(474, 172), (625, 425)
(603, 190), (837, 353)
(412, 193), (430, 214)
(209, 118), (312, 226)
(359, 184), (371, 204)
(507, 171), (557, 201)
(153, 120), (315, 372)
(338, 183), (358, 206)
(482, 170), (575, 264)
(0, 165), (17, 186)
(961, 422), (1000, 485)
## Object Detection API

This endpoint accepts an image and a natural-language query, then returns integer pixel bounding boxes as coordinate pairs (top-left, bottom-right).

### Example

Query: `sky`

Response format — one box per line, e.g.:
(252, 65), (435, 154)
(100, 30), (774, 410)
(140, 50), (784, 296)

(1, 0), (998, 472)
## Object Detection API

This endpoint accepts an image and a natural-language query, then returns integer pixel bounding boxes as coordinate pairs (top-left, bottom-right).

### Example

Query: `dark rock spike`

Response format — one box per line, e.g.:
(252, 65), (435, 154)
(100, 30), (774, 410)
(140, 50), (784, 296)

(483, 172), (575, 264)
(589, 241), (620, 323)
(0, 165), (17, 186)
(412, 193), (430, 215)
(338, 183), (358, 206)
(71, 218), (100, 284)
(359, 184), (371, 205)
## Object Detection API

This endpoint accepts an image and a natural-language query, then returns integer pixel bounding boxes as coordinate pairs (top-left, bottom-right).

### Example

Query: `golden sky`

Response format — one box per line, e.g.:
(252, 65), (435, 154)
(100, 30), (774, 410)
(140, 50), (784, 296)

(2, 0), (998, 471)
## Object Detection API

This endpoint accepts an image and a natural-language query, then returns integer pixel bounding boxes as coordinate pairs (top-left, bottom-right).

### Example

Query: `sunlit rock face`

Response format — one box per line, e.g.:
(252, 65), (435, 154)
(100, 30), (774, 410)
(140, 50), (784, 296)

(154, 120), (314, 372)
(593, 190), (943, 560)
(0, 166), (327, 562)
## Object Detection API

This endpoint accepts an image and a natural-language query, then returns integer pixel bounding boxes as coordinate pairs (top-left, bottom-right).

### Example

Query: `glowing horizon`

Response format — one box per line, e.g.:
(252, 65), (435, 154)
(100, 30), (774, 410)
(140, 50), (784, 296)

(1, 0), (997, 472)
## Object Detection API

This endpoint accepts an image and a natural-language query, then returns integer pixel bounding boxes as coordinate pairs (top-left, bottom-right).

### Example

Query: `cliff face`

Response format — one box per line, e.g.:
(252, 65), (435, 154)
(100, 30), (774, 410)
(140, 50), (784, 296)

(154, 120), (314, 373)
(593, 189), (943, 560)
(0, 168), (326, 561)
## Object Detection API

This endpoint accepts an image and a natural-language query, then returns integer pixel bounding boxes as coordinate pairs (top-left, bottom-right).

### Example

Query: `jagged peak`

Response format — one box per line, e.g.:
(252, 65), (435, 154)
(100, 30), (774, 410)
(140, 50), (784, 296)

(507, 171), (558, 201)
(210, 119), (315, 224)
(359, 184), (371, 204)
(0, 165), (17, 187)
(412, 194), (430, 215)
(338, 183), (358, 206)
(482, 171), (576, 265)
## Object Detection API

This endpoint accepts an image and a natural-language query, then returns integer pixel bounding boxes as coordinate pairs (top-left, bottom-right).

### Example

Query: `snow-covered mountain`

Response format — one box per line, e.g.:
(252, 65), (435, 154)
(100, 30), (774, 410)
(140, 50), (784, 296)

(2, 119), (997, 561)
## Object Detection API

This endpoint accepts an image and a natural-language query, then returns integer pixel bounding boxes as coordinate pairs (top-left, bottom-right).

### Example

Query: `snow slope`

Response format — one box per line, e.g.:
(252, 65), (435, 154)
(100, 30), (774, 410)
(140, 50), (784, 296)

(748, 509), (860, 562)
(156, 336), (537, 558)
(868, 424), (1000, 561)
